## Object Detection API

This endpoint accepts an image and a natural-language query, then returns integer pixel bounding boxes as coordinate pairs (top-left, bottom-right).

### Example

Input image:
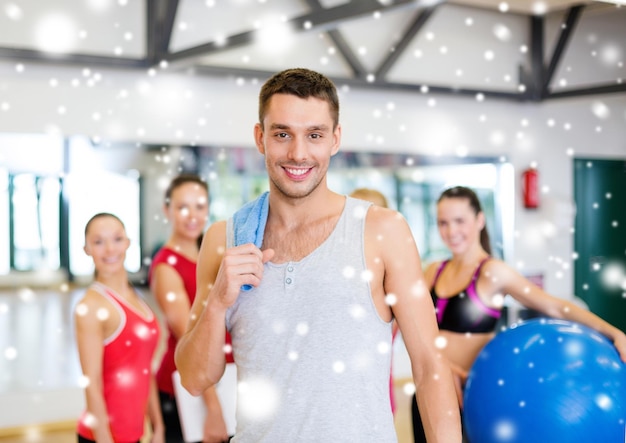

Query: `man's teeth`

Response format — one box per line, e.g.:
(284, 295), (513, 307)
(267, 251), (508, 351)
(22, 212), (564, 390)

(286, 168), (307, 176)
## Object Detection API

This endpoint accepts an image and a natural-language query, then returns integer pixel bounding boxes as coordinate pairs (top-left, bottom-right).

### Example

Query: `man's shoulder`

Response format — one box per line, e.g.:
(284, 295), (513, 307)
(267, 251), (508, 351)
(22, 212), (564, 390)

(362, 203), (404, 226)
(202, 220), (228, 251)
(362, 205), (412, 252)
(206, 219), (227, 240)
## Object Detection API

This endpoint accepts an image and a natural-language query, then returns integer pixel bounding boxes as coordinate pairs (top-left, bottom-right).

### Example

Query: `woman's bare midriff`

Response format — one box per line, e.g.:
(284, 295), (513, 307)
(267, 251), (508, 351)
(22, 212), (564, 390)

(439, 330), (495, 375)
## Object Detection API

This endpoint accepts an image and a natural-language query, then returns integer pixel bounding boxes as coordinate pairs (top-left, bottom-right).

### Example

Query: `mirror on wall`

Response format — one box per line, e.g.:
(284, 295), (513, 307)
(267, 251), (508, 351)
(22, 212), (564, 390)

(0, 133), (514, 286)
(328, 159), (514, 263)
(0, 167), (9, 275)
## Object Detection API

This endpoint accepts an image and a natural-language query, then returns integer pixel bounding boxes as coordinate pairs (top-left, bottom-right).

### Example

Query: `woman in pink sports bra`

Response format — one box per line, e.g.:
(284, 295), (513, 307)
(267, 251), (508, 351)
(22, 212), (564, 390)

(75, 213), (164, 443)
(411, 186), (626, 443)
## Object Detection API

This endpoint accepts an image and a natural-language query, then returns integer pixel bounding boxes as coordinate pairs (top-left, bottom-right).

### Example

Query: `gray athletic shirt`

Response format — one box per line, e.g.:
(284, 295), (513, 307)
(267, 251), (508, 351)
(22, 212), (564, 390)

(225, 196), (397, 442)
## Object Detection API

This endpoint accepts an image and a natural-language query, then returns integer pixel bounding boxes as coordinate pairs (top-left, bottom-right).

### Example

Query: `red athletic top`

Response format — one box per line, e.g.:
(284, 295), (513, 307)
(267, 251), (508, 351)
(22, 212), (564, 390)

(149, 247), (234, 395)
(77, 283), (160, 442)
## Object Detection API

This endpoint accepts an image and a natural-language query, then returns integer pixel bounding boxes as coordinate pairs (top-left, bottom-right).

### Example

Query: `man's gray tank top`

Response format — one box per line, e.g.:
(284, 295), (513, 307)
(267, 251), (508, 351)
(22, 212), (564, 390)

(225, 196), (396, 442)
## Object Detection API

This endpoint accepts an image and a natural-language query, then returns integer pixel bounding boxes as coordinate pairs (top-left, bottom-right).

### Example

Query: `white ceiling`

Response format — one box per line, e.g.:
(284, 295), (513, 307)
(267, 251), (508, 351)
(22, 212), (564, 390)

(0, 0), (624, 101)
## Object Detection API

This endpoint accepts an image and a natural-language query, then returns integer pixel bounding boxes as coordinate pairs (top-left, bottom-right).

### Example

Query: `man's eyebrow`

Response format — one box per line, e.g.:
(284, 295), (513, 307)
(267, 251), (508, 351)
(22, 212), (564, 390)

(307, 124), (330, 131)
(268, 123), (331, 131)
(269, 123), (289, 130)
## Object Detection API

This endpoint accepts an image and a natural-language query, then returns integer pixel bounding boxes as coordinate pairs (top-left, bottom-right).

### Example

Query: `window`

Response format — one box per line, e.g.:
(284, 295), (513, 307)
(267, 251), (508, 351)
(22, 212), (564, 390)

(11, 173), (61, 272)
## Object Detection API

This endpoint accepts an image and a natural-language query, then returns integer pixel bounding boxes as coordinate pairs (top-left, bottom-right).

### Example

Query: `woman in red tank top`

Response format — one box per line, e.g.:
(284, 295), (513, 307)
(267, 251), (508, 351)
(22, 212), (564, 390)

(149, 174), (232, 443)
(75, 213), (164, 443)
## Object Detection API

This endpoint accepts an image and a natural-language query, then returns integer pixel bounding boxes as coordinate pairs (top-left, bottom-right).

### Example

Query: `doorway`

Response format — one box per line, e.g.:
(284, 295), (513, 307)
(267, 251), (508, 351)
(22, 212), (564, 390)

(574, 158), (626, 332)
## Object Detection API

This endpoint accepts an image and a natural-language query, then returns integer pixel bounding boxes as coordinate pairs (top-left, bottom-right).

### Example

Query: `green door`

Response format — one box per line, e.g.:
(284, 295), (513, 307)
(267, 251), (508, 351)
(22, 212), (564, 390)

(574, 158), (626, 333)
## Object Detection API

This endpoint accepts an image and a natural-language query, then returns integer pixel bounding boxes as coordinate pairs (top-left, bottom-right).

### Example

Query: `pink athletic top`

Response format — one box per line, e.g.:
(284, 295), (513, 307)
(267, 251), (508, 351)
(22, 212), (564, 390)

(431, 258), (501, 333)
(149, 247), (234, 395)
(77, 283), (160, 442)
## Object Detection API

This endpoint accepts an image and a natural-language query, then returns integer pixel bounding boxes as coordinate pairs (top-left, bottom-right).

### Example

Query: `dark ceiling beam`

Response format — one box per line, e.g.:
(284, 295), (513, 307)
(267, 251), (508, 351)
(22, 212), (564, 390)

(327, 29), (368, 78)
(165, 0), (421, 66)
(193, 64), (525, 101)
(526, 14), (545, 101)
(542, 4), (584, 95)
(547, 82), (626, 99)
(147, 0), (179, 64)
(146, 0), (159, 62)
(159, 0), (180, 55)
(375, 5), (437, 80)
(0, 47), (148, 69)
(302, 0), (367, 78)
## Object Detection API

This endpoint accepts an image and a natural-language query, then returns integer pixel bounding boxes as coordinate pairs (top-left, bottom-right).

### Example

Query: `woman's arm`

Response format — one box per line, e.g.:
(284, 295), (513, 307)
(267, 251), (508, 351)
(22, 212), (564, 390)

(147, 376), (165, 443)
(151, 263), (192, 341)
(487, 260), (626, 362)
(74, 292), (115, 443)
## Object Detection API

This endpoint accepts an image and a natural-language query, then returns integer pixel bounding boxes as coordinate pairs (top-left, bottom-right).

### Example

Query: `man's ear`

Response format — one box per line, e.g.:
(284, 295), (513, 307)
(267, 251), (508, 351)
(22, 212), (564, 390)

(254, 123), (265, 155)
(330, 123), (342, 157)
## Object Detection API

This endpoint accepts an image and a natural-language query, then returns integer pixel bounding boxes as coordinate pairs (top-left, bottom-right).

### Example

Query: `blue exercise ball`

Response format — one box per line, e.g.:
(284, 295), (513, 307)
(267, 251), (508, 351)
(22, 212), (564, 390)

(463, 318), (626, 443)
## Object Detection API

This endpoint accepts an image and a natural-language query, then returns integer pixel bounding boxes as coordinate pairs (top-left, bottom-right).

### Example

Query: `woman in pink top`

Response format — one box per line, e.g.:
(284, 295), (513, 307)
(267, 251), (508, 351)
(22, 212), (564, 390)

(149, 174), (231, 443)
(75, 213), (163, 443)
(412, 186), (626, 443)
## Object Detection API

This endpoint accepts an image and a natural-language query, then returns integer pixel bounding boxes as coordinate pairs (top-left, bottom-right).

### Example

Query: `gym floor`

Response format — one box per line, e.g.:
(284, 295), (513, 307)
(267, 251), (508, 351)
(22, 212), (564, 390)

(0, 288), (414, 443)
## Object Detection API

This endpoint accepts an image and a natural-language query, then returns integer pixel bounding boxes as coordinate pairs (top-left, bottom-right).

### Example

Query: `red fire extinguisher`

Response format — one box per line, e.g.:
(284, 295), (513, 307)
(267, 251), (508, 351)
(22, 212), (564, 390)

(522, 167), (539, 209)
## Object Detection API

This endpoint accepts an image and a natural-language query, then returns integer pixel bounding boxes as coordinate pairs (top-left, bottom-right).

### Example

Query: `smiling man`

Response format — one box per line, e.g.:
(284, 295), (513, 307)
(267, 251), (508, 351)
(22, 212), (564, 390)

(175, 68), (461, 443)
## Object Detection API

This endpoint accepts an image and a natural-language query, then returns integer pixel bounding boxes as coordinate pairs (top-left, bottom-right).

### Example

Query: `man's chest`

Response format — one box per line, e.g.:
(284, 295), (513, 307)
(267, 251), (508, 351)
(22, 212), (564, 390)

(262, 217), (338, 263)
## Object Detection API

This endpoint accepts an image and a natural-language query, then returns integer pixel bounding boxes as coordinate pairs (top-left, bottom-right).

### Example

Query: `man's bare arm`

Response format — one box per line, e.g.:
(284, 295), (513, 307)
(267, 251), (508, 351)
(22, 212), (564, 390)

(175, 220), (274, 395)
(175, 221), (229, 394)
(377, 211), (462, 442)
